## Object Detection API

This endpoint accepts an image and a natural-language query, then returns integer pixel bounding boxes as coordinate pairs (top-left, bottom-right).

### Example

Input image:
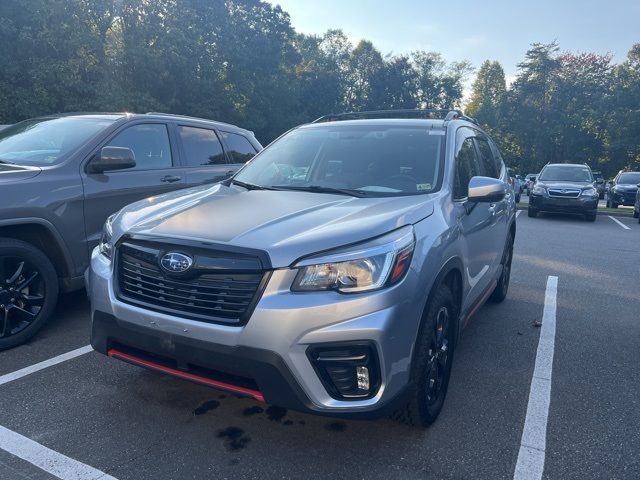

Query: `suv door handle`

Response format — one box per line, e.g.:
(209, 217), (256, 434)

(161, 175), (182, 183)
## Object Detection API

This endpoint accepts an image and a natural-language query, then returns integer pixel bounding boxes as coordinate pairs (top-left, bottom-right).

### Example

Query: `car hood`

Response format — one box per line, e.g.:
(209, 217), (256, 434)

(0, 164), (41, 183)
(538, 181), (591, 189)
(614, 183), (639, 191)
(113, 184), (435, 267)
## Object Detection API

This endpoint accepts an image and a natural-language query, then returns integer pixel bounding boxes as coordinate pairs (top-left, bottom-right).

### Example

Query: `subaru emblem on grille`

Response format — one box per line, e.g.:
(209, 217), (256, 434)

(160, 252), (193, 273)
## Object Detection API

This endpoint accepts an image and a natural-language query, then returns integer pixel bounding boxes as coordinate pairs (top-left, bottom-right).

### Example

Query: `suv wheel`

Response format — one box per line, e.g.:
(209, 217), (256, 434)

(633, 208), (639, 219)
(585, 212), (597, 222)
(489, 234), (513, 303)
(0, 238), (58, 350)
(394, 284), (456, 427)
(527, 207), (537, 218)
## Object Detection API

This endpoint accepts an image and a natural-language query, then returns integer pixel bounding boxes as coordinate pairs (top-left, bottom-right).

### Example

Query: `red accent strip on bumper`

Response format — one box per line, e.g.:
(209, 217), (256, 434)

(107, 348), (265, 403)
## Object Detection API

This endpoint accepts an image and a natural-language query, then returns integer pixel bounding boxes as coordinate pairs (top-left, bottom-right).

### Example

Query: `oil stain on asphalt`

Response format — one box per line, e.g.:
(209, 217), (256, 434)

(217, 427), (251, 451)
(193, 399), (220, 416)
(265, 405), (288, 421)
(242, 405), (264, 416)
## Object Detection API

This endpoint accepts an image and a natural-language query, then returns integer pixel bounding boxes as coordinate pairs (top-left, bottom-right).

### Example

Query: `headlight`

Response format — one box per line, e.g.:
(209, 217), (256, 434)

(98, 213), (116, 259)
(581, 187), (597, 197)
(532, 185), (546, 195)
(291, 226), (415, 293)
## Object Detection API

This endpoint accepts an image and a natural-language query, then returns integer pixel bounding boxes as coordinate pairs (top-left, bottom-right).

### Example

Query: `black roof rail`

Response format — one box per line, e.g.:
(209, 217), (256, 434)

(312, 109), (479, 125)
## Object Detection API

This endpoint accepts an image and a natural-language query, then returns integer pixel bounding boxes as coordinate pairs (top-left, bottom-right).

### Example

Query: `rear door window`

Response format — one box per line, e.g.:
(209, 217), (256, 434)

(453, 128), (482, 199)
(178, 126), (227, 166)
(220, 131), (257, 164)
(474, 136), (499, 178)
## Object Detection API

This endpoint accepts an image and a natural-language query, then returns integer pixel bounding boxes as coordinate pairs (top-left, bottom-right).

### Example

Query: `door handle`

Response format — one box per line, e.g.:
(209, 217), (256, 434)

(161, 175), (182, 183)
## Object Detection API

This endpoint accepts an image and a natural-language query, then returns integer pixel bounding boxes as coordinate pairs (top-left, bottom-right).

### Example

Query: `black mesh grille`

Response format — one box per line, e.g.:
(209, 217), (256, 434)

(548, 188), (581, 198)
(115, 240), (268, 325)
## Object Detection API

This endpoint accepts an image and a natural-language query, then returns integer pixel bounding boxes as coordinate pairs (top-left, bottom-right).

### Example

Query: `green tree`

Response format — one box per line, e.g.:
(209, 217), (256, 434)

(607, 44), (640, 175)
(411, 51), (472, 108)
(466, 60), (506, 126)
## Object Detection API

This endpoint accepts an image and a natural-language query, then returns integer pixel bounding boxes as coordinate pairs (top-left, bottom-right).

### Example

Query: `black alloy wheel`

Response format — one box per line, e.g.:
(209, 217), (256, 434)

(0, 239), (58, 350)
(490, 234), (513, 303)
(394, 284), (457, 427)
(425, 306), (452, 407)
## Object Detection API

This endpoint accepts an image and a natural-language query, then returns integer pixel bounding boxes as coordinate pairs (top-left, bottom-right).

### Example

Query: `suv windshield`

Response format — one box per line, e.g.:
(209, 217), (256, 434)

(0, 117), (115, 166)
(234, 125), (445, 196)
(539, 165), (592, 182)
(617, 172), (640, 185)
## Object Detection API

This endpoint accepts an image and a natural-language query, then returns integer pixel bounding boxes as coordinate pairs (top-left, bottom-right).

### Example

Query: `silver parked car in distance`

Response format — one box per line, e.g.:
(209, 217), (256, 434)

(87, 109), (517, 427)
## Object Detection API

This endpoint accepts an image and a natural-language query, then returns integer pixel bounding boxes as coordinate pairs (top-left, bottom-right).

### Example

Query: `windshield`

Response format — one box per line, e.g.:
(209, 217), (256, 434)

(234, 125), (445, 196)
(617, 172), (640, 185)
(0, 117), (115, 166)
(539, 165), (592, 182)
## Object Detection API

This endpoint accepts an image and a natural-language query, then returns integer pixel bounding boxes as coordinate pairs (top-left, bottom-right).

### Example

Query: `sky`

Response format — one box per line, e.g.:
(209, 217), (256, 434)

(269, 0), (640, 88)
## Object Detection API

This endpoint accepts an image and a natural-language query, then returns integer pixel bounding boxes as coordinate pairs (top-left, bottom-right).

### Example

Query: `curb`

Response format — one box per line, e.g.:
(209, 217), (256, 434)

(516, 205), (634, 218)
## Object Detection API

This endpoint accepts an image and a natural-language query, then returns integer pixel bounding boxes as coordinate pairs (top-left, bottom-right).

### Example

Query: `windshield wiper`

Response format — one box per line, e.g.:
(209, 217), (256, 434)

(230, 179), (271, 191)
(270, 185), (368, 198)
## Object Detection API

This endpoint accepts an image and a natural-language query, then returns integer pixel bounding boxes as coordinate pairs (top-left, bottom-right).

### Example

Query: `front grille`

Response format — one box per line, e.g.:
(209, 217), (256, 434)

(548, 188), (581, 198)
(115, 239), (269, 325)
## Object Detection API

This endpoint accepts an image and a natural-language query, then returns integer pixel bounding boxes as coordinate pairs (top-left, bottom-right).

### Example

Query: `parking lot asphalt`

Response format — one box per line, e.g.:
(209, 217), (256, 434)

(0, 212), (638, 480)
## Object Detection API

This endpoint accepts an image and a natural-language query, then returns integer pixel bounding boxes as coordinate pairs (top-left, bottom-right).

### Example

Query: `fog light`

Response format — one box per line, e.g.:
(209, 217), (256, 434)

(307, 343), (379, 399)
(356, 366), (370, 391)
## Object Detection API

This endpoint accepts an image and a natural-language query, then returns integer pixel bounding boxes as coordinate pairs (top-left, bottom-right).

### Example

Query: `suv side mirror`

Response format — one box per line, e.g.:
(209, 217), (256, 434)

(467, 176), (507, 203)
(89, 146), (136, 173)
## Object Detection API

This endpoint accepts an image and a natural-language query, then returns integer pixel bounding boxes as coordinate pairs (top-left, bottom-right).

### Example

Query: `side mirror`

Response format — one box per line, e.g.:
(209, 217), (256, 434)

(89, 146), (136, 173)
(468, 176), (507, 203)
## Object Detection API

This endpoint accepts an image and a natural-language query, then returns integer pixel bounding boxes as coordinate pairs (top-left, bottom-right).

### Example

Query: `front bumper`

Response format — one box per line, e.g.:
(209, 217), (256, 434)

(88, 248), (422, 417)
(529, 194), (598, 213)
(610, 191), (637, 206)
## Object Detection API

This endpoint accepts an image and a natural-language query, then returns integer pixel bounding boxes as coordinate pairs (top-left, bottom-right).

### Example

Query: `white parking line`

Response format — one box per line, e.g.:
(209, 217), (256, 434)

(0, 345), (93, 387)
(0, 425), (117, 480)
(514, 275), (558, 480)
(516, 210), (522, 218)
(607, 216), (630, 230)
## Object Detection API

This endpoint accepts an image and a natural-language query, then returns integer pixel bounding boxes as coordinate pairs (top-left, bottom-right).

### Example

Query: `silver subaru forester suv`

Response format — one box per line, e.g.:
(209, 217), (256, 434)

(87, 110), (516, 427)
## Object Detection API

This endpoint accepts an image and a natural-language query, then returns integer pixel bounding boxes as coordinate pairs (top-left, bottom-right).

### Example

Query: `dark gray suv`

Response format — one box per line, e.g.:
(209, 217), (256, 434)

(87, 109), (516, 426)
(0, 112), (262, 349)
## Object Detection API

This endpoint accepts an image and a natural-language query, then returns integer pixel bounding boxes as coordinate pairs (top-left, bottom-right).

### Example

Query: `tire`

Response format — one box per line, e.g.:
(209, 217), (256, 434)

(393, 284), (457, 427)
(0, 238), (59, 350)
(489, 234), (513, 303)
(527, 207), (537, 218)
(633, 208), (639, 219)
(585, 212), (597, 222)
